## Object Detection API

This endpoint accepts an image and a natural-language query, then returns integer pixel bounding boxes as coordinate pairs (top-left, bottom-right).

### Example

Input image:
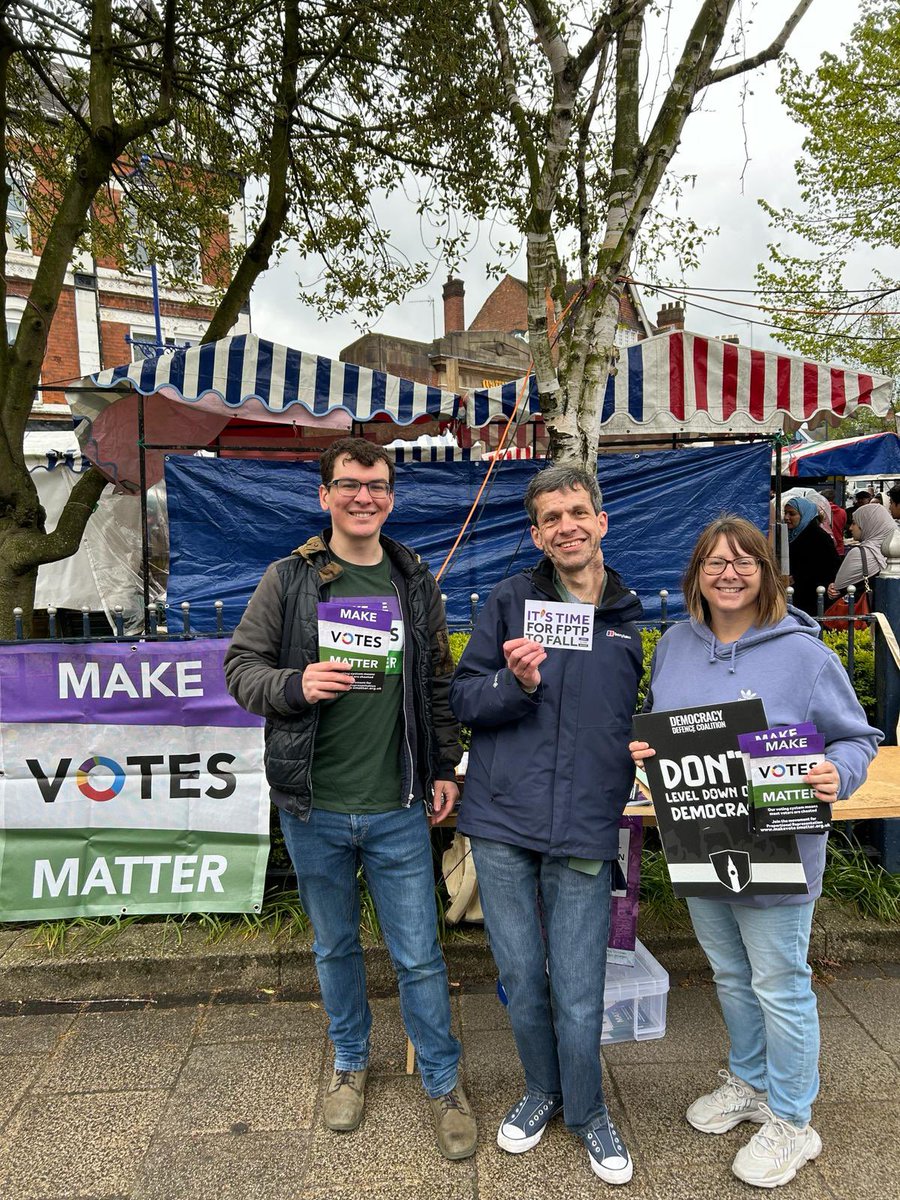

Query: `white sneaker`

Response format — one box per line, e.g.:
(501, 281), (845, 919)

(686, 1069), (767, 1134)
(732, 1105), (823, 1189)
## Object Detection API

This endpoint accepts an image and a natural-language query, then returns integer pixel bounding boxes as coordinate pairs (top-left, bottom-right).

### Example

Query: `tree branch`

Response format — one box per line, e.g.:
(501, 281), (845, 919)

(8, 467), (108, 572)
(705, 0), (815, 84)
(488, 0), (541, 193)
(572, 0), (649, 83)
(117, 0), (176, 143)
(203, 0), (307, 342)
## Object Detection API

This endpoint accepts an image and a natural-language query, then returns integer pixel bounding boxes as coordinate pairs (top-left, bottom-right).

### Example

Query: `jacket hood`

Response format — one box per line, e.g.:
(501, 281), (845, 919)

(688, 605), (821, 673)
(529, 558), (644, 623)
(292, 529), (424, 584)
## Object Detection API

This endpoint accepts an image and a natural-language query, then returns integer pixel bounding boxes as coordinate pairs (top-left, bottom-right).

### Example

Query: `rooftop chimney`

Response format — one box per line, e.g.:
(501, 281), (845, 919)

(656, 301), (686, 333)
(443, 276), (465, 335)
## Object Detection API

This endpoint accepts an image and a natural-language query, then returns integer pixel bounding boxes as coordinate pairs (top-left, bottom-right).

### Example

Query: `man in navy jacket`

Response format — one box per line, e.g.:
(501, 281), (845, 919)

(450, 465), (642, 1185)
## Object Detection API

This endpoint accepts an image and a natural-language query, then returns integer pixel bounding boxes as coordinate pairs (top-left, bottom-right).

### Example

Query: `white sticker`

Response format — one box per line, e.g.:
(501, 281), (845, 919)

(523, 599), (594, 651)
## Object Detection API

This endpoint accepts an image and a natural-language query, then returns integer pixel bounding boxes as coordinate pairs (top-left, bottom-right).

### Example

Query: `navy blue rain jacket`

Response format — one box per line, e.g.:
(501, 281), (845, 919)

(450, 558), (643, 860)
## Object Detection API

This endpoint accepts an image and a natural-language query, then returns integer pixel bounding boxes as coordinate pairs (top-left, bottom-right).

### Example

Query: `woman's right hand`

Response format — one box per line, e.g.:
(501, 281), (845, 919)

(629, 739), (656, 764)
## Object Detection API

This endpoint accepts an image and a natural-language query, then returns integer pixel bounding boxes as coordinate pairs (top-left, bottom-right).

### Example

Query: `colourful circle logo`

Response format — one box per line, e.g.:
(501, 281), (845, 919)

(340, 633), (354, 644)
(76, 756), (126, 802)
(770, 764), (787, 778)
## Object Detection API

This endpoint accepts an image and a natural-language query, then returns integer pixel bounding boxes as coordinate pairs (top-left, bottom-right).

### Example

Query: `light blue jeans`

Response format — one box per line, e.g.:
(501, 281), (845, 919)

(687, 897), (819, 1128)
(470, 836), (612, 1134)
(280, 803), (460, 1098)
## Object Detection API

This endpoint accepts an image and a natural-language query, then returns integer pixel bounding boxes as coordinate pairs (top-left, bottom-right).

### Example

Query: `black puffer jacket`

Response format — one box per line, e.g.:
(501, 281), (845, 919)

(223, 531), (461, 819)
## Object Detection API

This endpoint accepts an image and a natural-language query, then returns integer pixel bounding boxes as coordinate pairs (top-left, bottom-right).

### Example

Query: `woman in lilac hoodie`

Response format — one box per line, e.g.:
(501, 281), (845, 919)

(630, 516), (880, 1190)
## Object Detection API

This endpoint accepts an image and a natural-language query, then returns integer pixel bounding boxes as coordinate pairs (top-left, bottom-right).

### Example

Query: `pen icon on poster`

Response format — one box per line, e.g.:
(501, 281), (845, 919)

(726, 855), (740, 892)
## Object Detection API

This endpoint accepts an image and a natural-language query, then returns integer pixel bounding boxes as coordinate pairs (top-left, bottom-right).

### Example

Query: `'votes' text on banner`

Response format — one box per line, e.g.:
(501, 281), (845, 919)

(0, 640), (268, 920)
(633, 700), (807, 899)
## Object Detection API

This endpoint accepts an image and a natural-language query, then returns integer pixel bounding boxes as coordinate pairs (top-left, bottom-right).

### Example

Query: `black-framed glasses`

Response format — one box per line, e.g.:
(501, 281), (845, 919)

(701, 556), (761, 577)
(327, 478), (392, 498)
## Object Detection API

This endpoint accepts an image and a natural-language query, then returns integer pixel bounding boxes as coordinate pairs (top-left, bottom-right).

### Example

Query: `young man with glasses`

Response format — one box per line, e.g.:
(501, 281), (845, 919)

(224, 437), (474, 1159)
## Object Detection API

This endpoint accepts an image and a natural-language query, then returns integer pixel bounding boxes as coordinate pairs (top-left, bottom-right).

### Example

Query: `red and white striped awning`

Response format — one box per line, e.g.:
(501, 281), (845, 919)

(468, 331), (893, 433)
(483, 446), (534, 461)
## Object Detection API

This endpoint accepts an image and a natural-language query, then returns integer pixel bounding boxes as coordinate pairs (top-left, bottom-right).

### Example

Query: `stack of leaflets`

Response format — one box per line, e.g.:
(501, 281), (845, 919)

(737, 724), (832, 836)
(316, 597), (394, 692)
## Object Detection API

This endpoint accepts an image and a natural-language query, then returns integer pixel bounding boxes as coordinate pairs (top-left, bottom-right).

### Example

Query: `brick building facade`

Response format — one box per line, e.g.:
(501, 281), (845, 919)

(340, 273), (663, 450)
(5, 172), (250, 429)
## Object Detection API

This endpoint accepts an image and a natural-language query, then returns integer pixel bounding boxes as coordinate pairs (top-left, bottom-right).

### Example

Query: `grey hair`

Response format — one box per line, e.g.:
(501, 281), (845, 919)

(523, 465), (603, 524)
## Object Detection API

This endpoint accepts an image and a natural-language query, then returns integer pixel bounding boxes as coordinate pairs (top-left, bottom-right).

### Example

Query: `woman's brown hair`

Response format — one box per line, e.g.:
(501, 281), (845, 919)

(682, 516), (787, 628)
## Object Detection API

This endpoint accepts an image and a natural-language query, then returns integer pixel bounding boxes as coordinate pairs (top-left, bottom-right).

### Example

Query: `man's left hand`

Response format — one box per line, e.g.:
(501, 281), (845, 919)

(430, 780), (460, 825)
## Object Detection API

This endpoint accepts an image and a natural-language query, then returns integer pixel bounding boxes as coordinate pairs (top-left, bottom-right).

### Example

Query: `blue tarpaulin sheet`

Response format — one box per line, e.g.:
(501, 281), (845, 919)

(789, 432), (900, 478)
(165, 442), (771, 629)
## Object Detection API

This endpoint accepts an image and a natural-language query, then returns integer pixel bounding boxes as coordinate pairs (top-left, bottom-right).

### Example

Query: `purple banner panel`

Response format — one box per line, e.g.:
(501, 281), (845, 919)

(0, 640), (263, 728)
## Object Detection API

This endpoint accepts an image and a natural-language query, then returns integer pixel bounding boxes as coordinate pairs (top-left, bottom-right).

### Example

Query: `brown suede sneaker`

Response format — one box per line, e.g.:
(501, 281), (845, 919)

(323, 1067), (368, 1131)
(429, 1082), (477, 1159)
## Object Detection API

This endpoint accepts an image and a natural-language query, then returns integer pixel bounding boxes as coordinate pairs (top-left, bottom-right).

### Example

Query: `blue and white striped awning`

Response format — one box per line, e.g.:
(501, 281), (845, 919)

(386, 445), (476, 462)
(88, 333), (462, 423)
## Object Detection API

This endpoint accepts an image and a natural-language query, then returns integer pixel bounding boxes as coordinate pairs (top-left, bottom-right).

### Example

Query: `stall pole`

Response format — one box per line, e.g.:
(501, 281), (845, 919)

(138, 395), (151, 623)
(774, 443), (783, 567)
(874, 530), (900, 870)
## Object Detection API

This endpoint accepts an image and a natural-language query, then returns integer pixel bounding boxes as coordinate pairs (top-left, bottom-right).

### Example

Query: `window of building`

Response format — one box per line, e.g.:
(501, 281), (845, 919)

(121, 198), (200, 282)
(5, 174), (30, 252)
(6, 295), (26, 344)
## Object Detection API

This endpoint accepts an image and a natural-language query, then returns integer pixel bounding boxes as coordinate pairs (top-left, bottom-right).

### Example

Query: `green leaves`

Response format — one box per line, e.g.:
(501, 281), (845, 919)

(756, 1), (900, 398)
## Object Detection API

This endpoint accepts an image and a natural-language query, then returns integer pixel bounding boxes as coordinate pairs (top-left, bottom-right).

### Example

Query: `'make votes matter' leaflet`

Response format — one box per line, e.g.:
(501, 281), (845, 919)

(317, 597), (393, 691)
(738, 724), (832, 837)
(633, 700), (808, 899)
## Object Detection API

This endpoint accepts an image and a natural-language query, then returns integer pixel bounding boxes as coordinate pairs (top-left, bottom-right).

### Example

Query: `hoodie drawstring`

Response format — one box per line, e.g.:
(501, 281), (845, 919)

(706, 632), (738, 673)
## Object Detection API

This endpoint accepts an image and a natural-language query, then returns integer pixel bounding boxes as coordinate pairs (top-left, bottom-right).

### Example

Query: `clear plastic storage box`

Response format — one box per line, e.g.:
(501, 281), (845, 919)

(602, 938), (670, 1044)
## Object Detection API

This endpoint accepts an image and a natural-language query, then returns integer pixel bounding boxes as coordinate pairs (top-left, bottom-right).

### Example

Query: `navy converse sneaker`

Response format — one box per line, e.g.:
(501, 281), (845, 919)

(497, 1093), (563, 1153)
(583, 1117), (633, 1185)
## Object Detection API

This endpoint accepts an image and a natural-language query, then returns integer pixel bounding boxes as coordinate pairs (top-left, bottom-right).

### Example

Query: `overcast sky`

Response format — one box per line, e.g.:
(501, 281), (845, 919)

(250, 1), (864, 362)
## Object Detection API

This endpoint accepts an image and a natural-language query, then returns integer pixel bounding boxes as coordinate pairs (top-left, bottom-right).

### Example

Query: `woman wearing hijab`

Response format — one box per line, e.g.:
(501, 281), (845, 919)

(783, 497), (841, 616)
(827, 502), (897, 600)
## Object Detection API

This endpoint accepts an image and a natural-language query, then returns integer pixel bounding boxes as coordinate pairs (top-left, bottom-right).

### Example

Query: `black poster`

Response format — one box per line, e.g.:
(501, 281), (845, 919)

(633, 700), (808, 899)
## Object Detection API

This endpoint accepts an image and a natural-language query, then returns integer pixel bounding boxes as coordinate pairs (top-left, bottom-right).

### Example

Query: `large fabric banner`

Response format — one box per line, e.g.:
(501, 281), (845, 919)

(165, 443), (772, 629)
(0, 640), (268, 920)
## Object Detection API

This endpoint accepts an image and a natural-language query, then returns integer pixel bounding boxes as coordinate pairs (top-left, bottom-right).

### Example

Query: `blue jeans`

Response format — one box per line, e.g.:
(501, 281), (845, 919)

(280, 804), (460, 1098)
(687, 898), (819, 1128)
(470, 836), (612, 1134)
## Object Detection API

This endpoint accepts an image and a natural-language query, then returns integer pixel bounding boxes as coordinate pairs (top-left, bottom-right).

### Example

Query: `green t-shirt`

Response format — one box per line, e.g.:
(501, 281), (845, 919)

(311, 554), (404, 813)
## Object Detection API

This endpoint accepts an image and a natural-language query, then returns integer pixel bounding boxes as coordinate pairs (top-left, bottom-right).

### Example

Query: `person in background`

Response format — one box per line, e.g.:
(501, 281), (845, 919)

(783, 497), (840, 615)
(845, 489), (871, 530)
(630, 516), (880, 1189)
(451, 465), (643, 1186)
(872, 493), (885, 505)
(888, 484), (900, 527)
(820, 488), (846, 555)
(827, 502), (897, 602)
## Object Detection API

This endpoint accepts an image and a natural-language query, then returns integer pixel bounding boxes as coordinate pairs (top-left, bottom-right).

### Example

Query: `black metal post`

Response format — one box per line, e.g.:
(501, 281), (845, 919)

(774, 442), (783, 568)
(138, 394), (151, 624)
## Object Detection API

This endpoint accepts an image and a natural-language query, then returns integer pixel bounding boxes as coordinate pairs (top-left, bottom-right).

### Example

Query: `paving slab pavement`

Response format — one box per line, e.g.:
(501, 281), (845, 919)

(0, 966), (896, 1200)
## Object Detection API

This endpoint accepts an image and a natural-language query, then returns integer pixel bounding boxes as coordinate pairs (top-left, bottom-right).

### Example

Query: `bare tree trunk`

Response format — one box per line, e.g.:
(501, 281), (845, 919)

(0, 464), (108, 639)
